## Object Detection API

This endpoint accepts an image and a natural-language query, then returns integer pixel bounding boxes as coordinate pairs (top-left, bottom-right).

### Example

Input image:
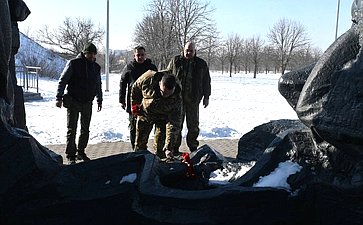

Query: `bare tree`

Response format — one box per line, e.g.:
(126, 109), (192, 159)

(170, 0), (216, 50)
(135, 0), (181, 68)
(289, 44), (313, 70)
(37, 17), (104, 57)
(249, 36), (265, 78)
(215, 44), (227, 73)
(267, 18), (309, 74)
(241, 38), (251, 74)
(108, 50), (124, 73)
(261, 45), (275, 74)
(233, 39), (243, 74)
(225, 34), (243, 77)
(196, 30), (219, 68)
(134, 0), (216, 68)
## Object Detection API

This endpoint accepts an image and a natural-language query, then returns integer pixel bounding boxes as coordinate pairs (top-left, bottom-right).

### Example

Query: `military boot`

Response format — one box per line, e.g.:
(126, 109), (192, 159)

(76, 149), (90, 161)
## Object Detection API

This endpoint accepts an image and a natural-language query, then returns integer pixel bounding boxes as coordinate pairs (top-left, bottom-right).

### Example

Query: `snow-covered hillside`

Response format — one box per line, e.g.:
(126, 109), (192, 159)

(16, 33), (67, 78)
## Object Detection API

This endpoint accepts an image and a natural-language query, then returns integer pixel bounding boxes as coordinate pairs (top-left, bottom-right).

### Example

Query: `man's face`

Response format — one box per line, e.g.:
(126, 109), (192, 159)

(183, 43), (195, 60)
(159, 81), (175, 98)
(84, 52), (96, 62)
(134, 49), (146, 64)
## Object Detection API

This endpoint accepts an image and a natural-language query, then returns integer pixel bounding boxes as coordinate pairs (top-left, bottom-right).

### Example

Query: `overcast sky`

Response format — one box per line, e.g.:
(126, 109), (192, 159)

(18, 0), (352, 51)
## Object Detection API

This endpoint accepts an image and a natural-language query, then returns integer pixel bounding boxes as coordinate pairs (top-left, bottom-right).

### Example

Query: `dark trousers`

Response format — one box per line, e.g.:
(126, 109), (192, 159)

(10, 54), (27, 130)
(13, 85), (27, 130)
(128, 113), (137, 149)
(175, 102), (200, 151)
(65, 100), (92, 156)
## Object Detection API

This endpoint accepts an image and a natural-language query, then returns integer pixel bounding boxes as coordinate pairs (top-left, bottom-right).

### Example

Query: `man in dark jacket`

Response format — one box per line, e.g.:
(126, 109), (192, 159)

(131, 70), (182, 160)
(119, 46), (157, 149)
(167, 41), (211, 153)
(56, 43), (103, 164)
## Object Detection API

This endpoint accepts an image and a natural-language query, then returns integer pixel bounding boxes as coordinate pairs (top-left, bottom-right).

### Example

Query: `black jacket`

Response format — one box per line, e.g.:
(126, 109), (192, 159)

(119, 58), (157, 113)
(56, 53), (102, 104)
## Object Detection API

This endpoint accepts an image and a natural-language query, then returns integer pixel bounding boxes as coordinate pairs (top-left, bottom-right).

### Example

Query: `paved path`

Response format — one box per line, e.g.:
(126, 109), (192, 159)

(46, 138), (239, 162)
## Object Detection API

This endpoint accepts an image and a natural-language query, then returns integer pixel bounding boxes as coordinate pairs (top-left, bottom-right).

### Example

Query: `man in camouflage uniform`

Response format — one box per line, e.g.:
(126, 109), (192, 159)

(131, 70), (182, 159)
(167, 41), (211, 153)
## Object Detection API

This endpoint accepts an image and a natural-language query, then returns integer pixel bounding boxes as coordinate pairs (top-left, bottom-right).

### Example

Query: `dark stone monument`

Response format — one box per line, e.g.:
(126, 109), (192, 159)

(8, 0), (30, 130)
(0, 0), (362, 224)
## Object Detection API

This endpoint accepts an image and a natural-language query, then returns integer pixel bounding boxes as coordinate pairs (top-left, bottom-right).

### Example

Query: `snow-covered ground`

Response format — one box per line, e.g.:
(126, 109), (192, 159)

(24, 71), (298, 145)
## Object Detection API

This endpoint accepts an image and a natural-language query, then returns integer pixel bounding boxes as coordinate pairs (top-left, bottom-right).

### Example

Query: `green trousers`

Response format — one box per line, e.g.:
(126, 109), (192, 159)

(128, 113), (137, 149)
(134, 118), (167, 158)
(175, 102), (199, 152)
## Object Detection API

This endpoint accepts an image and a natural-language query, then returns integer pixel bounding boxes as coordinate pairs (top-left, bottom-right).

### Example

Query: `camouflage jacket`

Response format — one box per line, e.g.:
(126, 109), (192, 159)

(131, 70), (182, 150)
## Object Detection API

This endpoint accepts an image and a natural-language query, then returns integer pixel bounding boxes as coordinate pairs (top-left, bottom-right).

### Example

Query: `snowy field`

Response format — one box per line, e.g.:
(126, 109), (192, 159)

(24, 71), (298, 146)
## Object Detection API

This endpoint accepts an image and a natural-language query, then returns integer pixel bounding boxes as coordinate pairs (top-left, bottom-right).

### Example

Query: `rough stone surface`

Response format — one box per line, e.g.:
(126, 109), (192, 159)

(278, 63), (315, 110)
(1, 0), (363, 224)
(237, 119), (306, 162)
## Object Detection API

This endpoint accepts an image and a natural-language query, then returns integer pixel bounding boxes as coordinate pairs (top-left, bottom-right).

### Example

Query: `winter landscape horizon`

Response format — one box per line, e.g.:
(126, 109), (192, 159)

(24, 71), (298, 146)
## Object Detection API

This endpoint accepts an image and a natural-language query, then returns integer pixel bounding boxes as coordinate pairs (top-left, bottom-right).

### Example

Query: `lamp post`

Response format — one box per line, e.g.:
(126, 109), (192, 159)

(105, 0), (110, 92)
(335, 0), (341, 40)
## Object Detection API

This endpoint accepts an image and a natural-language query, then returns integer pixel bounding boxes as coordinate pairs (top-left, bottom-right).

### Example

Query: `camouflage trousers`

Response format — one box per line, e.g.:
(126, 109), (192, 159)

(65, 99), (92, 157)
(128, 113), (137, 149)
(175, 102), (200, 152)
(134, 118), (168, 158)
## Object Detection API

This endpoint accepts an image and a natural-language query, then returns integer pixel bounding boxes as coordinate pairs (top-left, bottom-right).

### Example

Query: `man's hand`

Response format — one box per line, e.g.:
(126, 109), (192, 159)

(121, 102), (126, 110)
(55, 100), (62, 108)
(165, 149), (174, 160)
(97, 103), (102, 112)
(131, 104), (140, 116)
(203, 97), (209, 108)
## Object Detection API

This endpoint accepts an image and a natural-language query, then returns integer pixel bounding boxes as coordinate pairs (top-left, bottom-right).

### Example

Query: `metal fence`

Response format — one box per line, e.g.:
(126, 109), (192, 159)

(16, 66), (41, 93)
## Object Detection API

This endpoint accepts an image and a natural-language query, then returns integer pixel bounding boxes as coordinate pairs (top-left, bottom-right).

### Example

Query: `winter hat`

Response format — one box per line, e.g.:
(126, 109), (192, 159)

(83, 43), (97, 54)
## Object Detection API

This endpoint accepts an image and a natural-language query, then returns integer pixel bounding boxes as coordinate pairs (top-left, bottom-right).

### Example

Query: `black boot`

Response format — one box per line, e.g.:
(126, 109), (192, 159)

(76, 150), (90, 161)
(66, 155), (77, 164)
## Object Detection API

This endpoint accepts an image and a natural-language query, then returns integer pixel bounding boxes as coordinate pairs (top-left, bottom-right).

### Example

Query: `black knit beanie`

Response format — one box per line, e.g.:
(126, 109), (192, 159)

(83, 43), (97, 54)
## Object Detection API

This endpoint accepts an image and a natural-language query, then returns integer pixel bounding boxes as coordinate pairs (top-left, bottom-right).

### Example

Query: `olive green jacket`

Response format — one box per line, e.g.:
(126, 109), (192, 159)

(167, 55), (211, 104)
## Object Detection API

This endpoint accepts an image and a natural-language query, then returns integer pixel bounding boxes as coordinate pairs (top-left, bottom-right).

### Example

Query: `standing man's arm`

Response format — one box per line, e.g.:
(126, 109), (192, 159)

(96, 68), (103, 112)
(119, 65), (129, 110)
(165, 57), (175, 73)
(202, 62), (211, 108)
(55, 61), (72, 108)
(151, 63), (158, 72)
